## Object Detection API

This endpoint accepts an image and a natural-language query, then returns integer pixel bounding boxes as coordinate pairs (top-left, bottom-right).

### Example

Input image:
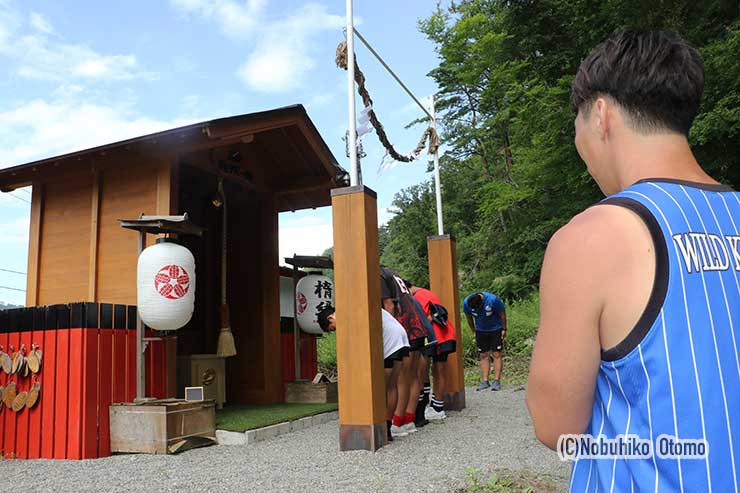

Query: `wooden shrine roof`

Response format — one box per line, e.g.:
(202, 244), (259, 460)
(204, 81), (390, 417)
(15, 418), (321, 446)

(0, 105), (347, 212)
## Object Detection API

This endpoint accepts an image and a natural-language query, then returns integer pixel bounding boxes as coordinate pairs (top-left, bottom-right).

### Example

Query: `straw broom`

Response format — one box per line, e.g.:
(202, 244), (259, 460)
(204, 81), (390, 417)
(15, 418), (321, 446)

(216, 178), (237, 357)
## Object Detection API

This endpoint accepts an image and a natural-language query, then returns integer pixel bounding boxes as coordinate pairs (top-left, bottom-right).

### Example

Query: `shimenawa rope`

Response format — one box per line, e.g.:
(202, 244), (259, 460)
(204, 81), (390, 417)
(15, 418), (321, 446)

(336, 40), (440, 163)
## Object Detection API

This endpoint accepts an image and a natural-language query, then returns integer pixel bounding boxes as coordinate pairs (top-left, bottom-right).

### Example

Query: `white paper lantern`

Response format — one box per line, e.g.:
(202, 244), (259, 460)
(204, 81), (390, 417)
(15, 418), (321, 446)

(295, 274), (334, 335)
(137, 240), (195, 331)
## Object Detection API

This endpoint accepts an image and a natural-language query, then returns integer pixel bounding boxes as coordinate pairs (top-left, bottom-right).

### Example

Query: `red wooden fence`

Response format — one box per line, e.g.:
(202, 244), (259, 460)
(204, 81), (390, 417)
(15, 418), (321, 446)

(0, 303), (173, 460)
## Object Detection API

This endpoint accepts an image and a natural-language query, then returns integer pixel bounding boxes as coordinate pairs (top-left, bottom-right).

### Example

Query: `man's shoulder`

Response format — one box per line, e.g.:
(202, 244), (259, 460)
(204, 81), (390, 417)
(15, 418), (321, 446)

(545, 204), (653, 280)
(555, 202), (642, 240)
(481, 292), (502, 306)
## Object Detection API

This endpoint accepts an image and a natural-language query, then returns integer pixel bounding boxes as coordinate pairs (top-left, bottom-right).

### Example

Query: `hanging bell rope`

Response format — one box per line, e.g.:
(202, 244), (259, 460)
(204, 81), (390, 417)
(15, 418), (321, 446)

(336, 40), (440, 163)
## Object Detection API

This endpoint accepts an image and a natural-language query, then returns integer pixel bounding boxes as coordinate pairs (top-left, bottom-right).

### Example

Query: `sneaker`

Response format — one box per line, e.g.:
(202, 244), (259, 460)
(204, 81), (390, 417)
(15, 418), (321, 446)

(414, 417), (430, 428)
(425, 407), (447, 420)
(390, 425), (408, 438)
(476, 381), (490, 391)
(491, 380), (502, 391)
(403, 422), (417, 434)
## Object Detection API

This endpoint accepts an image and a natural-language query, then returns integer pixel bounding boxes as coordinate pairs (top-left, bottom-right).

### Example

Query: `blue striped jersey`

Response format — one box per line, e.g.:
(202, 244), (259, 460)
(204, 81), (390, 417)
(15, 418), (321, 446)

(570, 179), (740, 492)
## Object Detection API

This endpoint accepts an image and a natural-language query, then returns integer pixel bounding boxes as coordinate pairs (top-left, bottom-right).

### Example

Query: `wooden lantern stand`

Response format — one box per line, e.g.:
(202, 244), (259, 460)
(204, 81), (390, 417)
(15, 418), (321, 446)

(112, 214), (216, 455)
(284, 255), (336, 404)
(118, 214), (205, 402)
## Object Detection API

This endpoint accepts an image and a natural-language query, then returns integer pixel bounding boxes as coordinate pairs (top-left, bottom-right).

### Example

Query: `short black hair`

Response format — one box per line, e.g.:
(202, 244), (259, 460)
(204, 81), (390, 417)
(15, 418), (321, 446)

(317, 306), (335, 333)
(468, 293), (483, 310)
(571, 29), (704, 135)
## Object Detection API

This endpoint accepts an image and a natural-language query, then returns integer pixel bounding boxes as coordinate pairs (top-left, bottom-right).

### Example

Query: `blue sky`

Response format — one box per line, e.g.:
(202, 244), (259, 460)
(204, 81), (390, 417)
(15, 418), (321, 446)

(0, 0), (445, 306)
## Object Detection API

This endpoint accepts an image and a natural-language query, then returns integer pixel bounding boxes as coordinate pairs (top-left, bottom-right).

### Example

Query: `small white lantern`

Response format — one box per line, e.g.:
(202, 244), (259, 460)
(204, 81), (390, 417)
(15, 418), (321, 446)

(137, 239), (195, 331)
(295, 274), (334, 335)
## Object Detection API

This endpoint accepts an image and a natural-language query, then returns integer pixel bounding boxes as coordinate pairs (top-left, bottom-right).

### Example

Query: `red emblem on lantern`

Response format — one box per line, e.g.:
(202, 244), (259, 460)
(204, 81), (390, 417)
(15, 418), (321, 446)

(154, 265), (190, 300)
(296, 292), (308, 314)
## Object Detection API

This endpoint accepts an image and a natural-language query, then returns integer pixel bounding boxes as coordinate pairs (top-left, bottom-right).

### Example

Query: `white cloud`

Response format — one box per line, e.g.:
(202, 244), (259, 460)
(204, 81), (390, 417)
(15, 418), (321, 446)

(395, 95), (434, 118)
(307, 93), (335, 109)
(279, 220), (333, 265)
(169, 0), (265, 38)
(0, 213), (30, 245)
(282, 215), (327, 228)
(0, 1), (20, 46)
(0, 97), (201, 169)
(11, 34), (148, 82)
(0, 190), (31, 209)
(170, 0), (344, 93)
(237, 4), (344, 92)
(378, 207), (395, 226)
(29, 12), (55, 36)
(0, 3), (150, 82)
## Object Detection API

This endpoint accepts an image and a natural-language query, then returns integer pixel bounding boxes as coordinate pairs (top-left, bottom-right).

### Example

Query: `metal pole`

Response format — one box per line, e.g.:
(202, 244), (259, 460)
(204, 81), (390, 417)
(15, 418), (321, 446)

(431, 96), (444, 235)
(136, 231), (146, 400)
(354, 29), (433, 122)
(346, 0), (360, 186)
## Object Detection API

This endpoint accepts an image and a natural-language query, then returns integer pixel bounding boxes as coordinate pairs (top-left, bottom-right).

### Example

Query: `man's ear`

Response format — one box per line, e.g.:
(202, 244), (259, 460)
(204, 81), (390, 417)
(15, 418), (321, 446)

(593, 97), (610, 140)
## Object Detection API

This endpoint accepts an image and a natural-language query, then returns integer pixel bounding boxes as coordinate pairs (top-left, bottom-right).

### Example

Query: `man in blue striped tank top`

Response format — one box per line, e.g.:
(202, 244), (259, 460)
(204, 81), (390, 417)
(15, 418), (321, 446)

(526, 29), (740, 491)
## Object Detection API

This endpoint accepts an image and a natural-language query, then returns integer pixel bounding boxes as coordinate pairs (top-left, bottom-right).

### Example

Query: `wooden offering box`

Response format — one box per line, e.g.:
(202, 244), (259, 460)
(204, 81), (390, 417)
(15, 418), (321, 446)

(285, 380), (338, 404)
(109, 399), (216, 455)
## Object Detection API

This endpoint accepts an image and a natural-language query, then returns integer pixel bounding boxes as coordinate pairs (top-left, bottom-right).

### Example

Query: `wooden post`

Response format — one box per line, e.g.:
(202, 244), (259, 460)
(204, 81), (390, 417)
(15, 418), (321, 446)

(428, 234), (466, 411)
(88, 171), (101, 302)
(331, 185), (387, 451)
(260, 194), (282, 403)
(26, 183), (43, 307)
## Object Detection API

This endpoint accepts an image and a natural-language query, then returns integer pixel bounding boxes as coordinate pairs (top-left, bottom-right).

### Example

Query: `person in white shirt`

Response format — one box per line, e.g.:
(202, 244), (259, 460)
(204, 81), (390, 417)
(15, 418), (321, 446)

(318, 306), (410, 441)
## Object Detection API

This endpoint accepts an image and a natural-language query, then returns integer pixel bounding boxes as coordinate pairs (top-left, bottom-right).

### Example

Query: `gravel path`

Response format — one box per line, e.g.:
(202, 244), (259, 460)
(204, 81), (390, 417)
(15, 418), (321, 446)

(1, 387), (569, 492)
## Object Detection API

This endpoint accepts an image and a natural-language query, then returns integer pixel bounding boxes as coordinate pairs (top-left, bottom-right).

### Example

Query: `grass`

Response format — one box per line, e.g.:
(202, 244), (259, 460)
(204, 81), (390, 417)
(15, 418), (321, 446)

(317, 331), (337, 380)
(216, 402), (338, 432)
(460, 467), (560, 493)
(318, 293), (540, 386)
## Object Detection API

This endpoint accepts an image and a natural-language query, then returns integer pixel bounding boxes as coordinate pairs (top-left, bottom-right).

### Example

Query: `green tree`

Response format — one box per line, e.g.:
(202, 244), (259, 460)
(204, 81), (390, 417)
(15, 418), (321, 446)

(380, 1), (740, 298)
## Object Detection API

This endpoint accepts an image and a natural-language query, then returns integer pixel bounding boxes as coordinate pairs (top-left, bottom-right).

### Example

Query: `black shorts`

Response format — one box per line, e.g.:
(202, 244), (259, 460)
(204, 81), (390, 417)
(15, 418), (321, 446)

(476, 331), (503, 353)
(384, 346), (410, 368)
(409, 337), (426, 352)
(432, 340), (457, 362)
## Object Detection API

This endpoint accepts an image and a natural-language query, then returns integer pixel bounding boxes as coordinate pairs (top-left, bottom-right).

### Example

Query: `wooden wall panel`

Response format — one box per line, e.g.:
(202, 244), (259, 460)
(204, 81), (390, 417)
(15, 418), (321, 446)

(96, 161), (165, 305)
(225, 194), (282, 404)
(37, 176), (92, 305)
(226, 196), (265, 403)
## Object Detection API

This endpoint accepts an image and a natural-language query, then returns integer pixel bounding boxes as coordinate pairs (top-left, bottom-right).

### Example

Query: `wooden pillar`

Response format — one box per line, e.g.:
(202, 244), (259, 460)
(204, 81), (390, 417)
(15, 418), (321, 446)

(88, 171), (101, 302)
(260, 194), (282, 403)
(428, 234), (466, 411)
(331, 186), (387, 451)
(26, 183), (43, 307)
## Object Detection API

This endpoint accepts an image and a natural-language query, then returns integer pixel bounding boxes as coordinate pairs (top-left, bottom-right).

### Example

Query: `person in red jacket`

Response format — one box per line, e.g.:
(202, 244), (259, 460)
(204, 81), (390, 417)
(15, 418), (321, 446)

(410, 284), (457, 420)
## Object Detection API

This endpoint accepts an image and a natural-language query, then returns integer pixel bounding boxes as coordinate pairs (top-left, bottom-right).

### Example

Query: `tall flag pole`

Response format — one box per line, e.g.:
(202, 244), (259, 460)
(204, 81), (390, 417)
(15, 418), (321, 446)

(431, 95), (444, 234)
(346, 0), (360, 186)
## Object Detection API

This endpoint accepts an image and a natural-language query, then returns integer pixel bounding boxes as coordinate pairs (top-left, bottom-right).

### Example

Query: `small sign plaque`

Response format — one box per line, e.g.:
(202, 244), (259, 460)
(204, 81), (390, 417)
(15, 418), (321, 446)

(184, 386), (204, 401)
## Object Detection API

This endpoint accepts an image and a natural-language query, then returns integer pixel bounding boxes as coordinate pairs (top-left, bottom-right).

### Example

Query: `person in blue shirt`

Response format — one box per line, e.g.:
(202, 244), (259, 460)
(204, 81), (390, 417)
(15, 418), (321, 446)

(463, 292), (506, 391)
(527, 29), (740, 491)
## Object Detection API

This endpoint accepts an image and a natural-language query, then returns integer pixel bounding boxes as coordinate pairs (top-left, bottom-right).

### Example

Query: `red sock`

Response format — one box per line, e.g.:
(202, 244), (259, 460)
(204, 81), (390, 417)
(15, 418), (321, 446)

(404, 412), (416, 425)
(392, 415), (404, 427)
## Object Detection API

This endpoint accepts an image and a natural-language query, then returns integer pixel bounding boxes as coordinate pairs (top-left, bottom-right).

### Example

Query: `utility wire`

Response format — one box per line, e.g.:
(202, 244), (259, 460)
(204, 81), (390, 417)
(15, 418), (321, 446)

(0, 268), (26, 276)
(5, 192), (31, 205)
(0, 285), (25, 293)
